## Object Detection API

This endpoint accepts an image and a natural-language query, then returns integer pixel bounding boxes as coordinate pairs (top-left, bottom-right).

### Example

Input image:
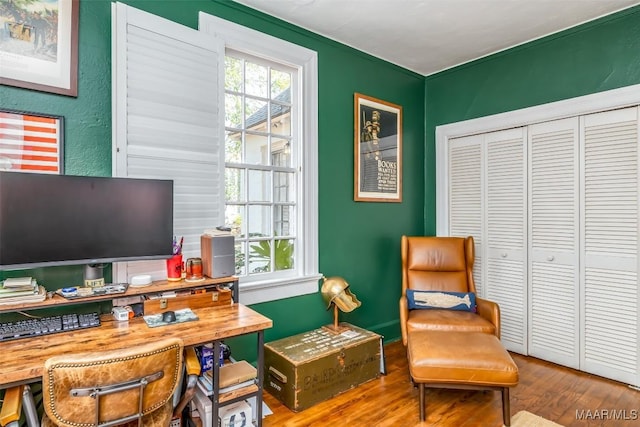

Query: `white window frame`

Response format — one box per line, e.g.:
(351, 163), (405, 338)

(199, 13), (320, 305)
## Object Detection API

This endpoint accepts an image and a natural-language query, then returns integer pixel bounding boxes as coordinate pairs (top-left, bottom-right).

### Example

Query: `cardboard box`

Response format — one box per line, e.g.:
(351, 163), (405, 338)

(264, 323), (381, 412)
(143, 288), (231, 315)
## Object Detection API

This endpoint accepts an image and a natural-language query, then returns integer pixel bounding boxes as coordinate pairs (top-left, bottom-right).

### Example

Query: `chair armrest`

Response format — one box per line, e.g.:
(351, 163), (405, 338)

(173, 346), (201, 418)
(399, 296), (409, 346)
(476, 297), (500, 339)
(0, 386), (23, 427)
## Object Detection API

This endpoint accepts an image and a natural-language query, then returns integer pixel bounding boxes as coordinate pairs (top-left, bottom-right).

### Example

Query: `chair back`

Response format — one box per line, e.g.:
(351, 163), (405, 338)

(401, 236), (476, 295)
(42, 337), (183, 427)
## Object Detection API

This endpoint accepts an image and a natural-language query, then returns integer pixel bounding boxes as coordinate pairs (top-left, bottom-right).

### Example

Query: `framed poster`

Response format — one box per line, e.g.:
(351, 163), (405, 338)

(0, 0), (79, 96)
(354, 93), (402, 202)
(0, 109), (64, 174)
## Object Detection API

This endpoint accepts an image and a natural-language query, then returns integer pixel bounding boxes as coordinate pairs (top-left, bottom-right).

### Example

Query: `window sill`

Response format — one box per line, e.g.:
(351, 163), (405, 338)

(238, 273), (323, 305)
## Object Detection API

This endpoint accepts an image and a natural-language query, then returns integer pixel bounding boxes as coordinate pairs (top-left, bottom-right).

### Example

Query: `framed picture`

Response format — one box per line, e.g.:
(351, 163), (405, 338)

(354, 93), (402, 202)
(0, 109), (64, 174)
(0, 0), (79, 96)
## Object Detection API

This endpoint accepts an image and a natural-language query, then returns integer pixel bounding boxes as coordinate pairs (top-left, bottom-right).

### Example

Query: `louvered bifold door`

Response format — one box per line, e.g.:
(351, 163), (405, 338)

(448, 134), (484, 296)
(112, 3), (225, 283)
(484, 127), (528, 353)
(580, 106), (640, 386)
(528, 118), (580, 368)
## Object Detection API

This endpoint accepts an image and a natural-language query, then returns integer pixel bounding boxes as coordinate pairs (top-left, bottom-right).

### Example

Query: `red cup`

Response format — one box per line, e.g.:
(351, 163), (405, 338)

(166, 254), (183, 281)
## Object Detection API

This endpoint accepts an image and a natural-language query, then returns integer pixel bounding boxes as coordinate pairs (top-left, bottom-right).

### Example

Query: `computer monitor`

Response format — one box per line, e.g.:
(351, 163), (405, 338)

(0, 172), (174, 280)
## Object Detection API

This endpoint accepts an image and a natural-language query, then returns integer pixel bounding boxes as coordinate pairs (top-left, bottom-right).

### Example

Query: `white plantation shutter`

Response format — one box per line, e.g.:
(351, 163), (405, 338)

(112, 3), (224, 282)
(484, 127), (527, 353)
(528, 118), (580, 368)
(581, 106), (639, 386)
(448, 135), (484, 296)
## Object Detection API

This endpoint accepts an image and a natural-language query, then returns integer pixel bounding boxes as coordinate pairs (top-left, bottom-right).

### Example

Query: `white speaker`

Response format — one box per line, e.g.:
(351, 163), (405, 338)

(201, 234), (235, 278)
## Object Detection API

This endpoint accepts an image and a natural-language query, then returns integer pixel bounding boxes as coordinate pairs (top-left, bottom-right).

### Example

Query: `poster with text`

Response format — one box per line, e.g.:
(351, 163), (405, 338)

(354, 93), (402, 202)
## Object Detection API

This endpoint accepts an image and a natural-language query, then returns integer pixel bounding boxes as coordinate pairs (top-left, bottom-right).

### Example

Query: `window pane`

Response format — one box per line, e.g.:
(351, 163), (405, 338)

(225, 204), (245, 238)
(248, 240), (270, 274)
(225, 130), (242, 163)
(245, 62), (268, 98)
(274, 172), (294, 203)
(225, 56), (243, 92)
(225, 93), (242, 128)
(225, 167), (245, 202)
(248, 170), (270, 202)
(234, 242), (246, 276)
(274, 239), (294, 271)
(274, 205), (293, 236)
(245, 133), (269, 165)
(272, 137), (291, 167)
(271, 70), (290, 99)
(247, 205), (271, 236)
(271, 100), (291, 137)
(245, 98), (268, 131)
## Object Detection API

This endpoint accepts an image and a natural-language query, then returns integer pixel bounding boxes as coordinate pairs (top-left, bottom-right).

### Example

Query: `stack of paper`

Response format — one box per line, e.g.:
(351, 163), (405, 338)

(0, 277), (46, 305)
(198, 360), (257, 395)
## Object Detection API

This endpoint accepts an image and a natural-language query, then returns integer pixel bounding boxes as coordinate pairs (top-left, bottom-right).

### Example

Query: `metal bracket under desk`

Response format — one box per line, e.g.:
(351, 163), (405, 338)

(210, 330), (264, 427)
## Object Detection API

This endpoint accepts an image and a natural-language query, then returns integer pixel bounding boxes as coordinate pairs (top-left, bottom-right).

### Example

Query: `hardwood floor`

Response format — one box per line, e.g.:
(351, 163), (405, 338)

(262, 340), (639, 427)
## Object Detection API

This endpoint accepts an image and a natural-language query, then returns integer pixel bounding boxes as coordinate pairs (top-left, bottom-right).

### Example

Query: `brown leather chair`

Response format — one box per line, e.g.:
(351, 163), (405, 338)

(400, 235), (500, 346)
(400, 236), (519, 425)
(40, 338), (200, 427)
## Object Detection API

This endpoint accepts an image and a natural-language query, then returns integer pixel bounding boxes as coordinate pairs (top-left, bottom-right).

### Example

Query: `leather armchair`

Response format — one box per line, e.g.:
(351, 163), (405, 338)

(400, 235), (500, 346)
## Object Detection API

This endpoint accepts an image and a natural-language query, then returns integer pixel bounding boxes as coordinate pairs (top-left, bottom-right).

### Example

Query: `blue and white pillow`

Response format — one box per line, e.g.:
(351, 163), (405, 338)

(406, 290), (476, 312)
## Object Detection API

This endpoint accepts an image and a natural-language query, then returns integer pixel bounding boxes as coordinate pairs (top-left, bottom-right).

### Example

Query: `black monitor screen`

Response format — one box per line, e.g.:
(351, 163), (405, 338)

(0, 172), (174, 270)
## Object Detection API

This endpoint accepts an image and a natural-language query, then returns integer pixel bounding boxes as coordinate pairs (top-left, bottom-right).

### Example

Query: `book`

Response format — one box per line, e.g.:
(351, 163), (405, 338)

(0, 286), (46, 305)
(0, 279), (38, 298)
(2, 277), (33, 288)
(198, 360), (258, 395)
(197, 375), (256, 396)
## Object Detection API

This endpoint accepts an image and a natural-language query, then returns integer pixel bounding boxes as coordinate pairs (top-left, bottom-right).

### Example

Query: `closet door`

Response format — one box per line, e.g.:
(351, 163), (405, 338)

(528, 118), (580, 368)
(484, 128), (528, 353)
(448, 134), (484, 296)
(580, 107), (640, 386)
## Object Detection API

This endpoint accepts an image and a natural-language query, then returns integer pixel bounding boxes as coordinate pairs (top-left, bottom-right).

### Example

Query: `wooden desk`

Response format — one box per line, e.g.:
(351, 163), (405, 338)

(0, 303), (272, 426)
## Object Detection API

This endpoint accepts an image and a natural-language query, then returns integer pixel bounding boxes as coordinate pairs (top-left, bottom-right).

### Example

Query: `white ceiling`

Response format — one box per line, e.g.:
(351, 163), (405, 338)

(233, 0), (640, 76)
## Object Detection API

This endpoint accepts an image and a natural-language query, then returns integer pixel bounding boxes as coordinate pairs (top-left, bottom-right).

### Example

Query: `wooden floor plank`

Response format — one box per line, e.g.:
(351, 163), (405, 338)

(262, 340), (639, 427)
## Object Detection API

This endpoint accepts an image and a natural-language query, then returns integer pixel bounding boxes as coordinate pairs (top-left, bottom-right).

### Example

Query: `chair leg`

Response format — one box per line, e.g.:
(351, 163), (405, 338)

(502, 387), (511, 427)
(419, 383), (425, 421)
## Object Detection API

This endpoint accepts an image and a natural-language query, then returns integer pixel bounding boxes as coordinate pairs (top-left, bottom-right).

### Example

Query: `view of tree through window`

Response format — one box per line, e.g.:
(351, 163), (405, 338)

(224, 53), (296, 278)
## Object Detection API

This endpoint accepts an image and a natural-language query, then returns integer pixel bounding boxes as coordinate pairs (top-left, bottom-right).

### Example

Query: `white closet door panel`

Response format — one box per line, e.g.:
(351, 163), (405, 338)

(528, 118), (580, 368)
(448, 135), (484, 296)
(484, 127), (527, 353)
(581, 106), (639, 386)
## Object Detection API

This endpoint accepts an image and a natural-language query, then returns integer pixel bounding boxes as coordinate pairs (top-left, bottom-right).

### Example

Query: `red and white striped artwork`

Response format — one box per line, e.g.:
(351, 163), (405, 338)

(0, 110), (62, 174)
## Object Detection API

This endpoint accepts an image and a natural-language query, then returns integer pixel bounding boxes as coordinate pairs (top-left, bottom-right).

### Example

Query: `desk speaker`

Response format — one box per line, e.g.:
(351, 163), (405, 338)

(201, 234), (235, 278)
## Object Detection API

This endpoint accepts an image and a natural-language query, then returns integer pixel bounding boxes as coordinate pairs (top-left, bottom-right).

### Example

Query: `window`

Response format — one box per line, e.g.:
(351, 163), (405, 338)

(113, 5), (319, 305)
(198, 13), (320, 305)
(224, 53), (296, 278)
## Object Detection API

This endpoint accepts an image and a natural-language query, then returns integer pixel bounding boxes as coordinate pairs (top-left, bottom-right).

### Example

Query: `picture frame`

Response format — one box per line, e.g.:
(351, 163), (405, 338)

(0, 0), (79, 96)
(354, 93), (402, 202)
(0, 109), (64, 174)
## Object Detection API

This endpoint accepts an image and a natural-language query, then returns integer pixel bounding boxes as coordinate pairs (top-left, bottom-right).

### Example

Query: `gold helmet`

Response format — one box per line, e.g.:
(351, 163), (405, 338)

(320, 276), (361, 313)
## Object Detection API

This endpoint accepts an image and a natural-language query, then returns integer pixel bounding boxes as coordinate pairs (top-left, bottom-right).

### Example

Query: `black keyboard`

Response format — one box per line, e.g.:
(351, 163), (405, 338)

(0, 312), (101, 342)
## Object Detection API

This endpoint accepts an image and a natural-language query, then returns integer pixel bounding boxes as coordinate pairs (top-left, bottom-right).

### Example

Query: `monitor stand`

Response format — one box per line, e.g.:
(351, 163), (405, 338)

(84, 263), (106, 288)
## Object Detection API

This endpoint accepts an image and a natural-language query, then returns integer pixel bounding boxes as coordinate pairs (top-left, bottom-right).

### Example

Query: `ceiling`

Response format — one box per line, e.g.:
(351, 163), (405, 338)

(233, 0), (640, 76)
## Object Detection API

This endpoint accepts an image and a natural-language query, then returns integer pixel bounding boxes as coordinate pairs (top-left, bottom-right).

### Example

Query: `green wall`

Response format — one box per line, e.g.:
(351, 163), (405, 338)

(0, 1), (425, 350)
(424, 6), (640, 234)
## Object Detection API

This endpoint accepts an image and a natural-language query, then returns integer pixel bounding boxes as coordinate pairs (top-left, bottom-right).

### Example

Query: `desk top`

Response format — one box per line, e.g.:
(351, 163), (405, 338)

(0, 303), (272, 387)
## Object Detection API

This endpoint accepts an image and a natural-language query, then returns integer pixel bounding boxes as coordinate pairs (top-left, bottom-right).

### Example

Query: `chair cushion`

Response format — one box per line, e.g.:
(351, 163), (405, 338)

(406, 309), (496, 335)
(406, 290), (476, 311)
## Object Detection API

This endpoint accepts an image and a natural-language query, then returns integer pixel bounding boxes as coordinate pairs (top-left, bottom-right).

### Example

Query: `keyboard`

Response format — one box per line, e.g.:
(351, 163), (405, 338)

(0, 312), (101, 342)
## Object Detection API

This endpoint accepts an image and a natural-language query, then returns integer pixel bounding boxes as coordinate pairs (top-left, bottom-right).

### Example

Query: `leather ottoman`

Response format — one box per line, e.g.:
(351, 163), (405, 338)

(407, 331), (519, 425)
